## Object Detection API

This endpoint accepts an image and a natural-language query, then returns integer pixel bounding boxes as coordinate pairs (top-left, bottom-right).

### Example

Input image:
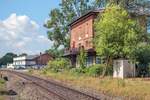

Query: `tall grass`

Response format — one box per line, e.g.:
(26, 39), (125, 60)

(35, 70), (150, 100)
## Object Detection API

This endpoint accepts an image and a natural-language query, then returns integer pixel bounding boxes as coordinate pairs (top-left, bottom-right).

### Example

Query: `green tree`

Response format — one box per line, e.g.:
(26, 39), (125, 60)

(77, 47), (87, 69)
(44, 9), (66, 48)
(94, 0), (150, 9)
(135, 43), (150, 76)
(0, 53), (17, 67)
(94, 5), (146, 76)
(45, 48), (64, 58)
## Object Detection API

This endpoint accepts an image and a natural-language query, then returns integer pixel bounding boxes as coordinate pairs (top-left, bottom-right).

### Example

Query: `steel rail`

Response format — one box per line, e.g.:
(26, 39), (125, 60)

(1, 70), (100, 100)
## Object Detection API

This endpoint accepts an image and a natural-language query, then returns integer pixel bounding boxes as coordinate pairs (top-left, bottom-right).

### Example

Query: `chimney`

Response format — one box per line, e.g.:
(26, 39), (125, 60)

(40, 52), (42, 55)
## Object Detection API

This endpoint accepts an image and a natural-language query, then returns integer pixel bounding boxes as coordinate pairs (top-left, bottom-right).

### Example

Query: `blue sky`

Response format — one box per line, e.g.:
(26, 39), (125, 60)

(0, 0), (61, 57)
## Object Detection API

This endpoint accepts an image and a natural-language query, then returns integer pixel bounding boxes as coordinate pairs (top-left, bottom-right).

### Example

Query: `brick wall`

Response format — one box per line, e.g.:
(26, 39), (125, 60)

(35, 54), (53, 65)
(70, 15), (95, 50)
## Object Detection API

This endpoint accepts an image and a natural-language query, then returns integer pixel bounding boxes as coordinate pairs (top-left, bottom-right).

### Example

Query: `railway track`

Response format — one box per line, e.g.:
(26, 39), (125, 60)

(1, 70), (102, 100)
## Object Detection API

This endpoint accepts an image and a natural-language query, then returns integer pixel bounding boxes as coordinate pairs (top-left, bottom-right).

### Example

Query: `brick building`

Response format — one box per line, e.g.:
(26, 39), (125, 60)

(64, 8), (150, 67)
(34, 53), (54, 66)
(64, 10), (104, 67)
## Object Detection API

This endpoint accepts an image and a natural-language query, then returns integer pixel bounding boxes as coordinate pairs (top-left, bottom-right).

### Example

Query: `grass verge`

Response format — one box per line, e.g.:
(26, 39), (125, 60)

(30, 70), (150, 100)
(0, 79), (6, 100)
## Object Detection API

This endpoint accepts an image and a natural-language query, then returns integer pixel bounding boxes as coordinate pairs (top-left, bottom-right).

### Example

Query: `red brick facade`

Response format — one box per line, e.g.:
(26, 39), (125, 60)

(35, 53), (53, 65)
(70, 11), (101, 50)
(70, 15), (94, 50)
(65, 10), (103, 67)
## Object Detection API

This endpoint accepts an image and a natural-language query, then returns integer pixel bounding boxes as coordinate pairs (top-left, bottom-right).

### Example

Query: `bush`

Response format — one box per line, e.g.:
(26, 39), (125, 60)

(44, 58), (70, 73)
(28, 69), (34, 74)
(0, 79), (5, 84)
(85, 64), (105, 77)
(106, 65), (113, 76)
(70, 67), (86, 75)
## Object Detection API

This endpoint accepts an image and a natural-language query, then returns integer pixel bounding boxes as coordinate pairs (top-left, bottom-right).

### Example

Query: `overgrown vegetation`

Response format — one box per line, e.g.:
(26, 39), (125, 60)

(0, 79), (6, 100)
(135, 44), (150, 77)
(77, 47), (87, 69)
(30, 70), (150, 99)
(85, 64), (104, 77)
(43, 58), (111, 77)
(94, 4), (147, 76)
(42, 58), (70, 73)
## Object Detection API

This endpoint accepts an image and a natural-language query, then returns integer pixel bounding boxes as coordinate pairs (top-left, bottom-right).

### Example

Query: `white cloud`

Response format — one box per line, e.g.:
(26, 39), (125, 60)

(37, 35), (50, 43)
(0, 13), (52, 56)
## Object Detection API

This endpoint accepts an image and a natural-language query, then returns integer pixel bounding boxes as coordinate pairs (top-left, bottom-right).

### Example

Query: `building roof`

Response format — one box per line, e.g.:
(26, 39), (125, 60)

(34, 53), (54, 59)
(26, 55), (39, 60)
(13, 54), (38, 60)
(69, 9), (104, 27)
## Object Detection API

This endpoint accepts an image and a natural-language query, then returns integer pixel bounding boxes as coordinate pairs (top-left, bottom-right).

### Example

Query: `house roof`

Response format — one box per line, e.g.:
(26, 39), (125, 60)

(34, 53), (54, 59)
(69, 9), (104, 27)
(26, 55), (39, 60)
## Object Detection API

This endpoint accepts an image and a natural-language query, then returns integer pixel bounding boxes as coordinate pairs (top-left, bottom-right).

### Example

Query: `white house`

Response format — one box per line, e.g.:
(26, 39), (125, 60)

(13, 55), (38, 69)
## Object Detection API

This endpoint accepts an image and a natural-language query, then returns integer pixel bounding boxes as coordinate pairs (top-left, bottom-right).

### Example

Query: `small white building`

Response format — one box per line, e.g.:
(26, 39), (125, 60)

(13, 55), (38, 69)
(113, 59), (136, 79)
(7, 63), (14, 69)
(13, 53), (53, 69)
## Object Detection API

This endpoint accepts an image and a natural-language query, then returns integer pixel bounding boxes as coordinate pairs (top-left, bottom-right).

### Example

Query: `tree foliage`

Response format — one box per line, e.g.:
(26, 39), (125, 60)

(44, 0), (93, 49)
(135, 43), (150, 76)
(94, 5), (145, 60)
(43, 58), (70, 73)
(94, 5), (146, 76)
(0, 53), (17, 67)
(77, 47), (87, 69)
(45, 48), (64, 58)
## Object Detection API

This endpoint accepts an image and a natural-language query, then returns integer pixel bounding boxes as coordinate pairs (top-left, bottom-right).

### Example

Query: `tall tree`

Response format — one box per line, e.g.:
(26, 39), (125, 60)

(44, 0), (93, 49)
(44, 9), (66, 49)
(94, 5), (146, 76)
(0, 53), (17, 67)
(45, 48), (64, 58)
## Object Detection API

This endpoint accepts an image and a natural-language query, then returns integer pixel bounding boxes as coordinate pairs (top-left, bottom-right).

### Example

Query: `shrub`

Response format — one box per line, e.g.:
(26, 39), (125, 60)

(86, 64), (105, 77)
(69, 68), (85, 76)
(106, 65), (113, 76)
(28, 69), (34, 74)
(44, 58), (70, 73)
(0, 79), (5, 84)
(77, 47), (87, 69)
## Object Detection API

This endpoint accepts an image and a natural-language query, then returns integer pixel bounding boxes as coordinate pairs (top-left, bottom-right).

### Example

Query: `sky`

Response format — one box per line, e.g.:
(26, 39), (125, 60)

(0, 0), (61, 57)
